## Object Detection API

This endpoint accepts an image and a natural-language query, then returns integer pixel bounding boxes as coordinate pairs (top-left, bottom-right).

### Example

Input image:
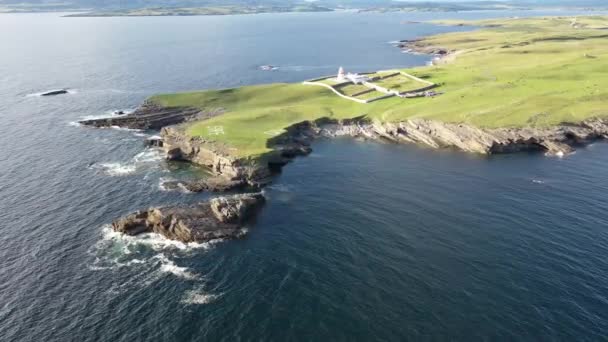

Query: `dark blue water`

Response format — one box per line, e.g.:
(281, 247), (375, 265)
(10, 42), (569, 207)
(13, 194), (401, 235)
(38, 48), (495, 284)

(1, 9), (608, 341)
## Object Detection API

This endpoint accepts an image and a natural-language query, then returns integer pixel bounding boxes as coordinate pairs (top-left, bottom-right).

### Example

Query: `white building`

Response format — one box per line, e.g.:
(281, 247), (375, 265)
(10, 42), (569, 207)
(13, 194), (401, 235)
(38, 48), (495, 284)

(336, 66), (370, 84)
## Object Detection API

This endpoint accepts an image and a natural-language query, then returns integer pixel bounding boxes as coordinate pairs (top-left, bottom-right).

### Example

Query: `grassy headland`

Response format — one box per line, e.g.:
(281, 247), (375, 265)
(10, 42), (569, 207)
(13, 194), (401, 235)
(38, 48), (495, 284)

(151, 16), (608, 159)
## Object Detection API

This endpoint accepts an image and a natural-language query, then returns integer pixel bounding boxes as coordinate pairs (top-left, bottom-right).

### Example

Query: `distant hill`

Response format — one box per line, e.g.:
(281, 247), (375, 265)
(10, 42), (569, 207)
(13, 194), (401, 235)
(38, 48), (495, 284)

(1, 0), (606, 13)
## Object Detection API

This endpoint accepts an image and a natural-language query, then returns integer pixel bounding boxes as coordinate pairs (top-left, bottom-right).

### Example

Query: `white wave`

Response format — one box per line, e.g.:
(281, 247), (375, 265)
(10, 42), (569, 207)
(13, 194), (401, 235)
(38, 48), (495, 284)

(88, 257), (146, 271)
(177, 183), (193, 193)
(133, 149), (163, 163)
(158, 177), (174, 191)
(67, 121), (81, 127)
(89, 226), (222, 293)
(181, 288), (221, 305)
(90, 148), (163, 177)
(100, 225), (215, 251)
(78, 109), (127, 121)
(545, 150), (574, 158)
(532, 179), (545, 184)
(157, 177), (195, 193)
(109, 125), (143, 133)
(89, 226), (215, 272)
(93, 162), (137, 176)
(154, 254), (198, 280)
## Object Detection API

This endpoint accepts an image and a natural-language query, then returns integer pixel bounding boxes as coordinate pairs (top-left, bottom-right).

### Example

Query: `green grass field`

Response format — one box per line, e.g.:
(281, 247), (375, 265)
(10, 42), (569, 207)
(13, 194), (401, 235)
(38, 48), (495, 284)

(355, 90), (387, 100)
(370, 74), (429, 92)
(151, 16), (608, 159)
(318, 78), (340, 86)
(336, 84), (371, 96)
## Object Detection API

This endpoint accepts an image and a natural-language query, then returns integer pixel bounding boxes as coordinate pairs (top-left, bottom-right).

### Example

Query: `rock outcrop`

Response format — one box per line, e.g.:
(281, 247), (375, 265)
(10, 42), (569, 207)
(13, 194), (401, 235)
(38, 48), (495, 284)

(161, 176), (247, 193)
(159, 116), (608, 190)
(82, 100), (608, 191)
(112, 193), (265, 242)
(41, 89), (68, 96)
(317, 118), (608, 156)
(397, 39), (450, 55)
(79, 102), (220, 130)
(161, 125), (274, 187)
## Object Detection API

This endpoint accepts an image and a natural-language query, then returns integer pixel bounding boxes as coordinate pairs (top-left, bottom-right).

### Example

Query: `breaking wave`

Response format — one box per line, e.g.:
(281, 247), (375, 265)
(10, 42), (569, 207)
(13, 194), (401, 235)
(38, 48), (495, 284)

(88, 226), (225, 291)
(90, 148), (163, 176)
(155, 254), (199, 280)
(158, 177), (193, 193)
(93, 162), (137, 176)
(97, 225), (214, 252)
(181, 287), (221, 305)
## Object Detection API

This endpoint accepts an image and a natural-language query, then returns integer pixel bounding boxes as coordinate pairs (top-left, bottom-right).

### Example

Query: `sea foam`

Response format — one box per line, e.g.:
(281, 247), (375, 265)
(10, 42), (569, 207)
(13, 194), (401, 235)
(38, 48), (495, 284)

(99, 225), (213, 251)
(155, 254), (199, 280)
(90, 148), (163, 176)
(94, 162), (137, 176)
(181, 288), (221, 305)
(89, 226), (218, 286)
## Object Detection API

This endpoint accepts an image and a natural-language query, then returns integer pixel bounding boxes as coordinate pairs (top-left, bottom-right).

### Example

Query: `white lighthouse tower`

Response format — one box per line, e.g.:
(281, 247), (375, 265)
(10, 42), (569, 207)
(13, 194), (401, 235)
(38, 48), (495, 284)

(336, 66), (346, 82)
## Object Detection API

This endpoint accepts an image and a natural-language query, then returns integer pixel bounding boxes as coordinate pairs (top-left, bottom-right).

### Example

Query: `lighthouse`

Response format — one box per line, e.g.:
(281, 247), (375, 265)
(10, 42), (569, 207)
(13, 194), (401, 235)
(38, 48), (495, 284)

(336, 66), (346, 82)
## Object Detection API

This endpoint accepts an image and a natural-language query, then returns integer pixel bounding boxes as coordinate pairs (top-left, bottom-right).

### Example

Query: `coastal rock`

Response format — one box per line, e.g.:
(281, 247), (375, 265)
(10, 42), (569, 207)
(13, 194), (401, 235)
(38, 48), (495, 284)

(78, 102), (220, 130)
(144, 135), (163, 147)
(318, 118), (608, 156)
(99, 98), (608, 193)
(161, 125), (274, 187)
(159, 115), (608, 192)
(112, 193), (265, 243)
(162, 176), (247, 192)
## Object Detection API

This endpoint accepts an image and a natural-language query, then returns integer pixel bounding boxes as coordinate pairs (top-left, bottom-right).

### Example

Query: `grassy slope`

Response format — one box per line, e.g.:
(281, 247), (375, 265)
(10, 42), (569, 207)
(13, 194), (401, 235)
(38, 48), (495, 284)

(151, 16), (608, 158)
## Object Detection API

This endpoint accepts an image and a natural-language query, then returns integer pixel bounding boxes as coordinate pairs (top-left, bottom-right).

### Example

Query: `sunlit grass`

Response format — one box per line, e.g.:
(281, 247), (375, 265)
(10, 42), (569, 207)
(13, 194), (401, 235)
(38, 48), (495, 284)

(151, 16), (608, 158)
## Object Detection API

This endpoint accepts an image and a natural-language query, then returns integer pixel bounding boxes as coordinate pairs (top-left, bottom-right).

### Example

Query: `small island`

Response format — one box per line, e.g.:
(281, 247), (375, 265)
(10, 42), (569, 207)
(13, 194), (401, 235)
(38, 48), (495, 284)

(83, 16), (608, 191)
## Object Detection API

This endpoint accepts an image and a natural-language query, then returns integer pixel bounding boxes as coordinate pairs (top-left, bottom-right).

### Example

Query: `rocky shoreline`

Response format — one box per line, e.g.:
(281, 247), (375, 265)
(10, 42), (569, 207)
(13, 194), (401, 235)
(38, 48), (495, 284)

(157, 115), (608, 187)
(79, 101), (223, 130)
(88, 101), (608, 243)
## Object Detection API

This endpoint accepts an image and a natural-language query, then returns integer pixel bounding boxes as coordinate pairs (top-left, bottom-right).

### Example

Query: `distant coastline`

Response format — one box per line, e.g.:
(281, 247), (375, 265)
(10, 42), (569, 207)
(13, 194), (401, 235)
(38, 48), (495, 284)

(63, 5), (333, 18)
(2, 3), (606, 17)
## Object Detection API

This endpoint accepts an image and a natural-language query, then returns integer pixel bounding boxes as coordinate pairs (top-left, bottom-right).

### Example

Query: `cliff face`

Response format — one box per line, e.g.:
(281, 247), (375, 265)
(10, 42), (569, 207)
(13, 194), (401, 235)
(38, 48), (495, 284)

(160, 117), (608, 186)
(160, 125), (273, 187)
(359, 119), (608, 156)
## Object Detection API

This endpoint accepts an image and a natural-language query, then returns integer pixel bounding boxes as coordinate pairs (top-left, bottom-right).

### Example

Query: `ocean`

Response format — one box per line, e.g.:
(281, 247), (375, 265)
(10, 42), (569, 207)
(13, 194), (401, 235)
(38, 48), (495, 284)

(1, 9), (607, 341)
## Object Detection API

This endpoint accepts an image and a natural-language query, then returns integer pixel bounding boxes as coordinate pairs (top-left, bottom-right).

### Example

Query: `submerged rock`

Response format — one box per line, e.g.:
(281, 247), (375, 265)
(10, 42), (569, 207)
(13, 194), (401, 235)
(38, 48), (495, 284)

(112, 193), (265, 242)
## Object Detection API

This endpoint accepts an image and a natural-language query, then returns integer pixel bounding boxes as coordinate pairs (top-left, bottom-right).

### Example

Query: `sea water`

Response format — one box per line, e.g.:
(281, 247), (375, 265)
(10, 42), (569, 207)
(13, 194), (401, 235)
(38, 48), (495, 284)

(1, 9), (607, 341)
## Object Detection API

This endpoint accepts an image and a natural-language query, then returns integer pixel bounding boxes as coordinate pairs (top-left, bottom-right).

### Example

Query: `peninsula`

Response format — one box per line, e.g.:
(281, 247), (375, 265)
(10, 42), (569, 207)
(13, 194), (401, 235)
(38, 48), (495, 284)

(83, 16), (608, 190)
